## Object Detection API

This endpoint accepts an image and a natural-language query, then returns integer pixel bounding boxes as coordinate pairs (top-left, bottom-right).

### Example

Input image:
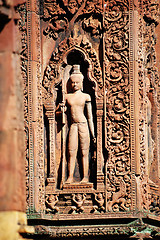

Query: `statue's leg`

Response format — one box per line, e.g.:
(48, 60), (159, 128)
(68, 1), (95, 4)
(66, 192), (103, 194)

(81, 149), (89, 182)
(79, 123), (90, 183)
(66, 124), (78, 183)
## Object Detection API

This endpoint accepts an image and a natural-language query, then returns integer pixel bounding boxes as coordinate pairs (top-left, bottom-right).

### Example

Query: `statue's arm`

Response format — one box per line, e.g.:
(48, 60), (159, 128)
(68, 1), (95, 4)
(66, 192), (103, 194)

(45, 196), (49, 205)
(83, 194), (86, 201)
(55, 195), (58, 204)
(86, 96), (95, 140)
(72, 194), (76, 203)
(55, 96), (67, 120)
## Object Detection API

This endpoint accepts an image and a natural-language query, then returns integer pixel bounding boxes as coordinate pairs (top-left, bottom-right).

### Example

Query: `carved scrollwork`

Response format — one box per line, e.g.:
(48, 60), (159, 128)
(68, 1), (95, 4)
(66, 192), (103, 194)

(105, 0), (129, 12)
(104, 0), (131, 212)
(107, 176), (130, 212)
(107, 124), (130, 156)
(104, 0), (129, 36)
(43, 0), (102, 39)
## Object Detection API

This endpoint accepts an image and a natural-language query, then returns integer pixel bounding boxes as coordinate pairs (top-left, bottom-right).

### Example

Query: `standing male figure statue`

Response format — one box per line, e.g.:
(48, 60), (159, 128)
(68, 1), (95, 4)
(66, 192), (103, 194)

(64, 65), (96, 183)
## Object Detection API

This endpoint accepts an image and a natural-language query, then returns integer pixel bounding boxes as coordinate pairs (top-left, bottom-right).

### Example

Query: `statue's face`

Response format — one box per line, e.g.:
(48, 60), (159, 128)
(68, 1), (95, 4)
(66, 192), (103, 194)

(97, 193), (102, 200)
(76, 194), (82, 201)
(49, 195), (55, 202)
(70, 75), (83, 92)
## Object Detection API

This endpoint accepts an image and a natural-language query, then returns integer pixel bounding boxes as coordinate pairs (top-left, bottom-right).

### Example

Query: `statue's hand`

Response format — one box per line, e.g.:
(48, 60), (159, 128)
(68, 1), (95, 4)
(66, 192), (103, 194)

(59, 103), (67, 112)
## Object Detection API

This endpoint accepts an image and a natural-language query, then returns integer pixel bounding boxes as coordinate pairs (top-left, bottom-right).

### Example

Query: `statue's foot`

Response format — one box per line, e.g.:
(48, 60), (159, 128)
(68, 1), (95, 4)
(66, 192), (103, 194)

(66, 177), (73, 184)
(80, 177), (88, 183)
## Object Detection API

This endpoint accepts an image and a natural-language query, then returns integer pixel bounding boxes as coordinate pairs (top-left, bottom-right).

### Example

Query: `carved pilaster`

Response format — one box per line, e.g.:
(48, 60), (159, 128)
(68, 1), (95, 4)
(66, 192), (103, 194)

(96, 99), (104, 190)
(45, 103), (56, 190)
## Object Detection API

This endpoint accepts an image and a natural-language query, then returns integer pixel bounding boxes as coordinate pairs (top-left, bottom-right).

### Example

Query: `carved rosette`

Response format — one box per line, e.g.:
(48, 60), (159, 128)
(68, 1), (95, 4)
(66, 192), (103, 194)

(104, 0), (131, 212)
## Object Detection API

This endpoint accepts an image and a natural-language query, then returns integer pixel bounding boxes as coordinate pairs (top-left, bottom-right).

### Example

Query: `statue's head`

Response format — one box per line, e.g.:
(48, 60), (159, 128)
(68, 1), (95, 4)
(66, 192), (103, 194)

(76, 193), (82, 201)
(70, 65), (84, 92)
(97, 193), (103, 200)
(48, 195), (55, 202)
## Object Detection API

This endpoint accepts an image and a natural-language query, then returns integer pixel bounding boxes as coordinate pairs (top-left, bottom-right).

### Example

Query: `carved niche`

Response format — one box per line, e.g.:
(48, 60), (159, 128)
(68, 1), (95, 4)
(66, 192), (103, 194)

(43, 39), (103, 180)
(42, 36), (106, 215)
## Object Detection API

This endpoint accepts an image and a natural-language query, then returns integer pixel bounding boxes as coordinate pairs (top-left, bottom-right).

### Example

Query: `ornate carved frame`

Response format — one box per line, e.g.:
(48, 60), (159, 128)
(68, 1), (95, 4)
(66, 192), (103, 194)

(18, 0), (160, 238)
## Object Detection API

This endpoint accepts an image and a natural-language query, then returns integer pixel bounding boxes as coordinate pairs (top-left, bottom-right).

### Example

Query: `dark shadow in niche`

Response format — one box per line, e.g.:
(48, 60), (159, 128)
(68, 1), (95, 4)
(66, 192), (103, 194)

(43, 107), (50, 179)
(0, 14), (10, 32)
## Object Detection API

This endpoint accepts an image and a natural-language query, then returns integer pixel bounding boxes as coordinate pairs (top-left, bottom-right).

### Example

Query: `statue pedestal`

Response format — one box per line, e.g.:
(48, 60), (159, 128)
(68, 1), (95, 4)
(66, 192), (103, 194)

(63, 182), (93, 190)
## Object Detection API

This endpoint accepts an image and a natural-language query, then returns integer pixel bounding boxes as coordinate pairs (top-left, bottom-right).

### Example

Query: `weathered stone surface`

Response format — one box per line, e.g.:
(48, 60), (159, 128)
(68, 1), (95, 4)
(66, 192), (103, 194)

(0, 0), (160, 239)
(23, 0), (160, 229)
(0, 0), (26, 212)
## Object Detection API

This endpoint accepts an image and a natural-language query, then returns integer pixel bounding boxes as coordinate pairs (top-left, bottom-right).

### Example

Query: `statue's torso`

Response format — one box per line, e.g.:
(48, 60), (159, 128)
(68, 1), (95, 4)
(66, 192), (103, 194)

(66, 91), (90, 123)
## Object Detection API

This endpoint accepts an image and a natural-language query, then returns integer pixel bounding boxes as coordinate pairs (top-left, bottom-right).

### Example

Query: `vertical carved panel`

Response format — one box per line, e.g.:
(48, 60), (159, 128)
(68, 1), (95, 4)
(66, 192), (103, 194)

(104, 0), (133, 212)
(138, 0), (160, 214)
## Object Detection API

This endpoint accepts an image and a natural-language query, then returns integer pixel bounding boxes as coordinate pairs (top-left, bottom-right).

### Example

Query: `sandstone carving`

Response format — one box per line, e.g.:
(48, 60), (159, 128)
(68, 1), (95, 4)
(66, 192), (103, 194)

(71, 193), (86, 213)
(62, 65), (96, 184)
(92, 193), (105, 212)
(18, 0), (160, 238)
(45, 194), (59, 213)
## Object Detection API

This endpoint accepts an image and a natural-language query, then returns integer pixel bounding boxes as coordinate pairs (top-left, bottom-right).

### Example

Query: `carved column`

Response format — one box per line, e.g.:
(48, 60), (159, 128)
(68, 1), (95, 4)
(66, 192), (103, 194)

(27, 0), (44, 213)
(133, 3), (140, 176)
(96, 99), (104, 190)
(45, 102), (56, 190)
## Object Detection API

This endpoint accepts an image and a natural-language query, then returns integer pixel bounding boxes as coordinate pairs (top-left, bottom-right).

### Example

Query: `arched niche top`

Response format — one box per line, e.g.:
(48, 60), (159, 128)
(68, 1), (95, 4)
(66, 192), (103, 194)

(43, 37), (103, 99)
(61, 48), (97, 94)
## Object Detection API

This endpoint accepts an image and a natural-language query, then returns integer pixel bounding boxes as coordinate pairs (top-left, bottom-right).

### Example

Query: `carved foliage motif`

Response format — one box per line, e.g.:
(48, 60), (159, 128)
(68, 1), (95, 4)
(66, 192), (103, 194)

(43, 0), (102, 38)
(104, 0), (131, 212)
(137, 13), (148, 210)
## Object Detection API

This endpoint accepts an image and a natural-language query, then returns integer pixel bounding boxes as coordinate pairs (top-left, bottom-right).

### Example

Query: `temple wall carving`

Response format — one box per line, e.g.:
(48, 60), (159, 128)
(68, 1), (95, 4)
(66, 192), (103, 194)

(17, 0), (160, 238)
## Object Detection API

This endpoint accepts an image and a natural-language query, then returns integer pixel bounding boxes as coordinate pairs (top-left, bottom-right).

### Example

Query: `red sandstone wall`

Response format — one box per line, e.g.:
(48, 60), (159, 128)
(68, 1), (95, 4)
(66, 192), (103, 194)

(0, 0), (26, 212)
